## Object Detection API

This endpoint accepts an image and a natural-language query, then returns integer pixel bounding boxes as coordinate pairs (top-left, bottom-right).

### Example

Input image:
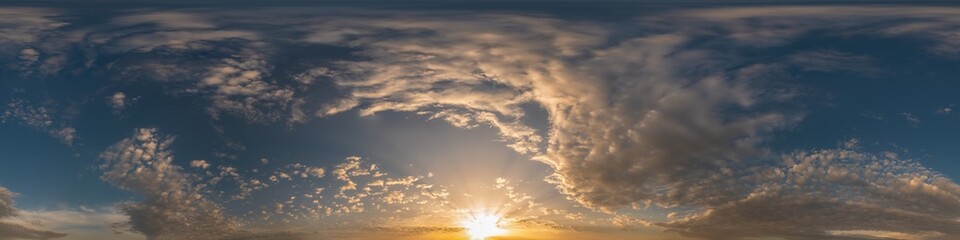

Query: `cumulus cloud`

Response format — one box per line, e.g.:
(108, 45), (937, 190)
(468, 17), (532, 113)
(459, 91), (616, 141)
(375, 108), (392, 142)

(275, 6), (960, 239)
(307, 167), (325, 178)
(109, 92), (126, 113)
(191, 160), (211, 169)
(99, 128), (240, 240)
(290, 156), (451, 219)
(289, 13), (791, 211)
(1, 99), (77, 145)
(97, 130), (455, 237)
(0, 8), (73, 77)
(77, 10), (298, 124)
(17, 48), (39, 68)
(198, 50), (297, 122)
(660, 145), (960, 239)
(7, 5), (960, 240)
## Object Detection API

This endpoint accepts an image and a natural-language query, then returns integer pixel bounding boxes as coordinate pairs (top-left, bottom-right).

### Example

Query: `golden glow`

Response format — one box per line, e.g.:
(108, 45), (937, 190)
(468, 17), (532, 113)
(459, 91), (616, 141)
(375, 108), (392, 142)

(460, 213), (507, 239)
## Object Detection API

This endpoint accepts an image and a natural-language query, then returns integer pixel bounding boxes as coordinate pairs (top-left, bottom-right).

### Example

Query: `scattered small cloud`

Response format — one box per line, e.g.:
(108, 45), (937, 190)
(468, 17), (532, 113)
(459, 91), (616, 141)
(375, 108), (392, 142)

(936, 105), (954, 115)
(900, 112), (921, 127)
(17, 48), (39, 69)
(5, 5), (960, 240)
(1, 99), (77, 145)
(861, 111), (887, 121)
(190, 159), (211, 169)
(109, 92), (126, 113)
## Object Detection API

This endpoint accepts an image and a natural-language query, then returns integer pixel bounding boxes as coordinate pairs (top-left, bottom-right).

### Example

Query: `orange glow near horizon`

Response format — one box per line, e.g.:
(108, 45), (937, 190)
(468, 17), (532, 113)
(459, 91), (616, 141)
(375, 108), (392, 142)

(460, 212), (508, 240)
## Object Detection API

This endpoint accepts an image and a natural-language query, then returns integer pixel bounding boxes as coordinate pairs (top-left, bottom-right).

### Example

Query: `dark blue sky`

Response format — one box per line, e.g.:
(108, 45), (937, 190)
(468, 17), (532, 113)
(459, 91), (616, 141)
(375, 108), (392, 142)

(1, 2), (960, 240)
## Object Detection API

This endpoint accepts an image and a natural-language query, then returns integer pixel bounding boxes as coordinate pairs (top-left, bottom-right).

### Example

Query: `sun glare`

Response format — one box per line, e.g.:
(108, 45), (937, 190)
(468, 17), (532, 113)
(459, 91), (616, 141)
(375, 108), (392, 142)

(461, 213), (507, 239)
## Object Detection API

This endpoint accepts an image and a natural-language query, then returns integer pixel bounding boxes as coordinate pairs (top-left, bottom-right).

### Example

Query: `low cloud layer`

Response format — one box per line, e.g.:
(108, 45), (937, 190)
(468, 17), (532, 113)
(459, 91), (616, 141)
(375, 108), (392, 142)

(0, 188), (14, 219)
(0, 187), (68, 240)
(661, 143), (960, 239)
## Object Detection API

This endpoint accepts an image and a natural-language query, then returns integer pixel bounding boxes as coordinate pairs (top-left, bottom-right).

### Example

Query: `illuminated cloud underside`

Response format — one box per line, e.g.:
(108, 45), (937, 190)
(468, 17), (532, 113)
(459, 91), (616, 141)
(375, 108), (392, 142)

(0, 5), (959, 240)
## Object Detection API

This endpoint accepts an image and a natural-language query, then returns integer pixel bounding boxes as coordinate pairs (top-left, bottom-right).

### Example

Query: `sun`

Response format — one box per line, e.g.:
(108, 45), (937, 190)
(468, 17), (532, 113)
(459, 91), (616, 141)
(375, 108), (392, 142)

(460, 213), (507, 239)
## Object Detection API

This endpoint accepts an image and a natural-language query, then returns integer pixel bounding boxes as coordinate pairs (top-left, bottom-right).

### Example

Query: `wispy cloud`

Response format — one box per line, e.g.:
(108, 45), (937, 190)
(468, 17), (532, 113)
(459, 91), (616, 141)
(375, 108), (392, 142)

(787, 50), (881, 75)
(0, 186), (68, 239)
(4, 5), (960, 240)
(900, 112), (921, 127)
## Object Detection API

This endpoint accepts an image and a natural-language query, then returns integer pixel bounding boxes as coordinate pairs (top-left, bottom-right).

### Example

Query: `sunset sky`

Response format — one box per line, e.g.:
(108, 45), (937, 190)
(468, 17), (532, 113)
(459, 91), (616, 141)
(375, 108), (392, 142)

(2, 1), (960, 240)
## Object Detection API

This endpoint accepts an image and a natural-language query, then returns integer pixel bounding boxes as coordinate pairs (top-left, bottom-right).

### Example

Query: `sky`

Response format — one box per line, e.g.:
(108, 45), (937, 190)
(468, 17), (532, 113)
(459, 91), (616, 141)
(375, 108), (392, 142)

(1, 1), (960, 240)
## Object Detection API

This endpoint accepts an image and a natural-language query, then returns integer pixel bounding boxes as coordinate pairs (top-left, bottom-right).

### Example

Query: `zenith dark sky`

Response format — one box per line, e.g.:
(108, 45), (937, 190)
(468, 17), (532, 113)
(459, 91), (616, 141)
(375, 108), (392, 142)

(1, 1), (959, 240)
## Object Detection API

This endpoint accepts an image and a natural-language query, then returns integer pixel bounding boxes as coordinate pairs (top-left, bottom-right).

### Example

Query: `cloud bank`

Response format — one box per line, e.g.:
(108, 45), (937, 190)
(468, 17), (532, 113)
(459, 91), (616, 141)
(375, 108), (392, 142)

(0, 187), (68, 240)
(99, 129), (240, 240)
(4, 5), (960, 240)
(281, 7), (960, 239)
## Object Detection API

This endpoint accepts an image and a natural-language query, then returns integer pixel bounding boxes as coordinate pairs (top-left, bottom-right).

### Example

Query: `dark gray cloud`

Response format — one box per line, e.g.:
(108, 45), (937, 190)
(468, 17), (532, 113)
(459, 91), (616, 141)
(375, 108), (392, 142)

(99, 129), (241, 240)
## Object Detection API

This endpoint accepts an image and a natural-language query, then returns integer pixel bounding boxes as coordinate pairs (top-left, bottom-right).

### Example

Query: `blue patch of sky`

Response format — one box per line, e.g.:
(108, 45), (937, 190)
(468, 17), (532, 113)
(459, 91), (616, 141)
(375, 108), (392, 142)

(2, 0), (960, 210)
